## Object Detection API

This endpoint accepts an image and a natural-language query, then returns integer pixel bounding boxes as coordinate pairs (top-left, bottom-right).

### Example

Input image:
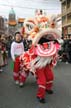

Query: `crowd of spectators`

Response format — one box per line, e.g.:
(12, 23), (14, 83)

(0, 33), (71, 72)
(59, 35), (71, 64)
(0, 33), (32, 72)
(0, 34), (13, 72)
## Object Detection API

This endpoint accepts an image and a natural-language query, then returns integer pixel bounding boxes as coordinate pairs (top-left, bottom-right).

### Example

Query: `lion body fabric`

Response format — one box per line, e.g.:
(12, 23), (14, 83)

(19, 12), (62, 74)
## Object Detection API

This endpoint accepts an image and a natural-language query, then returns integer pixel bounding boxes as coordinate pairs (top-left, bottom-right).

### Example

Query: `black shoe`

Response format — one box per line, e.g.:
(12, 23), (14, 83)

(46, 90), (53, 94)
(37, 97), (46, 103)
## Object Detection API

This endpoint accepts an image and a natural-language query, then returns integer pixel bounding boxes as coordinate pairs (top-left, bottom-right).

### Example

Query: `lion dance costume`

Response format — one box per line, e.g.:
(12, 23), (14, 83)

(14, 10), (62, 103)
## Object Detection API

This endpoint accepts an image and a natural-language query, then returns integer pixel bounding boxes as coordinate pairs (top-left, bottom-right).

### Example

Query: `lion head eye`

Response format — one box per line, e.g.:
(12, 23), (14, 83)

(26, 24), (33, 31)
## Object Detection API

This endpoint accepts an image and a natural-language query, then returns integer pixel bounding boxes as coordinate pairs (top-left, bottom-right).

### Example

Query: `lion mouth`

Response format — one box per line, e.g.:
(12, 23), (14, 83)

(38, 34), (55, 45)
(32, 28), (61, 57)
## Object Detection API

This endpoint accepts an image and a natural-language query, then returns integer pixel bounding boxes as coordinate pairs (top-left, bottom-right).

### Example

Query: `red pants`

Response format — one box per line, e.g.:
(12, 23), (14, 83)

(35, 65), (54, 98)
(13, 57), (29, 83)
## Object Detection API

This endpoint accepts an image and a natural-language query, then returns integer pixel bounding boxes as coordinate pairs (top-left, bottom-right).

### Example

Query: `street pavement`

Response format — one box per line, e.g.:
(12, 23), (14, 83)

(0, 60), (71, 108)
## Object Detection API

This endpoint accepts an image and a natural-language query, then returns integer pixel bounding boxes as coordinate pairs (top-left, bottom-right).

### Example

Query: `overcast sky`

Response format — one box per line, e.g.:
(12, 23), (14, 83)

(0, 0), (61, 18)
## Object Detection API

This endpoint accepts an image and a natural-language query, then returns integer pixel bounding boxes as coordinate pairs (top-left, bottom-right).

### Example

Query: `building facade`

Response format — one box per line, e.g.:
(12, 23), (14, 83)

(0, 16), (5, 35)
(8, 8), (17, 36)
(60, 0), (71, 37)
(8, 8), (25, 36)
(56, 14), (62, 32)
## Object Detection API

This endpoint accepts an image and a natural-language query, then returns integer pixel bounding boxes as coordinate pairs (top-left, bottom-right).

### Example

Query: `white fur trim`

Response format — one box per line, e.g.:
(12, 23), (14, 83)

(30, 56), (53, 69)
(33, 28), (61, 45)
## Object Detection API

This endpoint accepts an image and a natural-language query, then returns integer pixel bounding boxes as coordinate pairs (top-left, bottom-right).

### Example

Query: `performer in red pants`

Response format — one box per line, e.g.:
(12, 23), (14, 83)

(32, 42), (57, 103)
(13, 44), (35, 87)
(13, 56), (29, 87)
(35, 63), (54, 103)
